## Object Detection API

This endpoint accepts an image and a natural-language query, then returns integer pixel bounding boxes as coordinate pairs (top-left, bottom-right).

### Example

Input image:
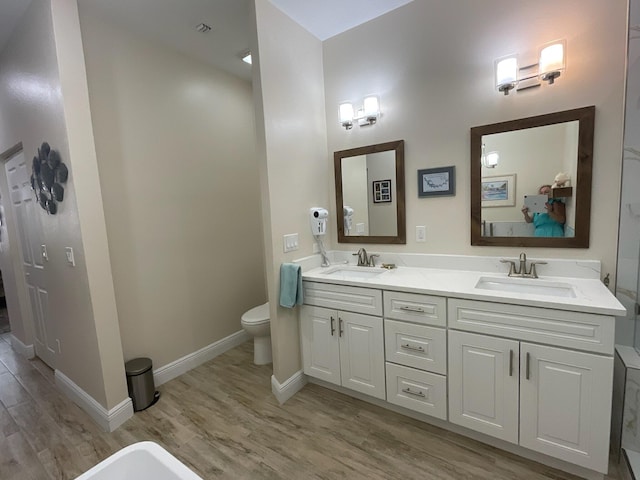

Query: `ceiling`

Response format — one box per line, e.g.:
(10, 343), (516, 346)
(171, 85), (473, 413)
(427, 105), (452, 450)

(0, 0), (413, 82)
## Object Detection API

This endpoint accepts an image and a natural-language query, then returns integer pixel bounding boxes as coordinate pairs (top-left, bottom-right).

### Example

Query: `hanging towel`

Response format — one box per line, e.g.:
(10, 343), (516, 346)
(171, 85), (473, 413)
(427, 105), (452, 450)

(279, 263), (303, 308)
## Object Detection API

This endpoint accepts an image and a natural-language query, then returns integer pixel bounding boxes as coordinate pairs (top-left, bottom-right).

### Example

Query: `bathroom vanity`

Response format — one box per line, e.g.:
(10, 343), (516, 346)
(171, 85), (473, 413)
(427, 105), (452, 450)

(299, 256), (624, 479)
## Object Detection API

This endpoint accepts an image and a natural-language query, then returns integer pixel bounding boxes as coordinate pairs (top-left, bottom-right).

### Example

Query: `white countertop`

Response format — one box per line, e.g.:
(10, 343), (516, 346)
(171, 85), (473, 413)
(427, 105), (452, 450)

(302, 264), (626, 316)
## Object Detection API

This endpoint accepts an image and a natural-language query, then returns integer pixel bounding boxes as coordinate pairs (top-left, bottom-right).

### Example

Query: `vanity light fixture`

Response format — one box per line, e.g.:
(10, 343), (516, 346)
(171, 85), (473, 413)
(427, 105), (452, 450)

(339, 96), (381, 130)
(481, 144), (499, 168)
(495, 40), (566, 95)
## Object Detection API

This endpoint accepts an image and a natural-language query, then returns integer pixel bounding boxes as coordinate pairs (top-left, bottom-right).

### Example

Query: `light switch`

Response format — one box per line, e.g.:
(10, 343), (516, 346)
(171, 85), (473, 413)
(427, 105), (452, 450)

(65, 247), (75, 266)
(416, 226), (426, 242)
(283, 233), (299, 253)
(41, 244), (48, 261)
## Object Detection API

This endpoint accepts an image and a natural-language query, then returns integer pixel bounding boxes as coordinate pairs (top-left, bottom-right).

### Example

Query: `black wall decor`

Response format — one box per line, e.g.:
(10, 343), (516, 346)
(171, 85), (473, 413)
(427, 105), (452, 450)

(31, 142), (68, 215)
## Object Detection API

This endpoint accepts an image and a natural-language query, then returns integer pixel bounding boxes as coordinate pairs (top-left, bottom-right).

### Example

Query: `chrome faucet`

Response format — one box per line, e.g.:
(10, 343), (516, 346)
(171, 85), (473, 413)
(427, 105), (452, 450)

(353, 248), (369, 266)
(500, 252), (547, 278)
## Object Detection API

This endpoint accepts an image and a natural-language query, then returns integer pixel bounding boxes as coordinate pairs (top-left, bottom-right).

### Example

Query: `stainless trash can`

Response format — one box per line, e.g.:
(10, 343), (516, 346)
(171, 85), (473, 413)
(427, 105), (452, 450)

(125, 357), (158, 411)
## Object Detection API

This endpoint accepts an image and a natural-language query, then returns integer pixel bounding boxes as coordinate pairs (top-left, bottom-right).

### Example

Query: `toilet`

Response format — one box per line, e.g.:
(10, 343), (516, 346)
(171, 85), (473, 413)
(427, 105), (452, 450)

(241, 302), (271, 365)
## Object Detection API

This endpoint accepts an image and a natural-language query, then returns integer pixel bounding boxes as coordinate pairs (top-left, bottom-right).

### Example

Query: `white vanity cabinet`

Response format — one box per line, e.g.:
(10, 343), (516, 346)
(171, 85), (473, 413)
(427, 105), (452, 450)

(447, 299), (615, 474)
(383, 291), (448, 420)
(300, 282), (386, 400)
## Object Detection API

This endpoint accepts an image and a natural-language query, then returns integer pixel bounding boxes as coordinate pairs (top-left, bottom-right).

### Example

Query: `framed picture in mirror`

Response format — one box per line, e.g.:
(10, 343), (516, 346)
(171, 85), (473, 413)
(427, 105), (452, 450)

(481, 174), (516, 207)
(373, 179), (392, 203)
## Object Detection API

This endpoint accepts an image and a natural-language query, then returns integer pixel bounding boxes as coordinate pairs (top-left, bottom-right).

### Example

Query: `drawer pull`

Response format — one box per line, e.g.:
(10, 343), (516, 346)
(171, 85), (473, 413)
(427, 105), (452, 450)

(401, 343), (425, 353)
(525, 352), (531, 380)
(509, 349), (513, 377)
(399, 306), (425, 313)
(339, 318), (344, 337)
(330, 316), (335, 336)
(402, 387), (425, 398)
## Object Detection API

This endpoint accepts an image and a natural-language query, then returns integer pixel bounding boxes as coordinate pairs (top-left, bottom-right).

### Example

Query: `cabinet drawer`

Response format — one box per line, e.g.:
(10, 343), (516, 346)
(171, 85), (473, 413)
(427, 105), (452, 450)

(384, 320), (447, 375)
(383, 291), (446, 327)
(448, 298), (614, 355)
(303, 281), (382, 316)
(385, 363), (447, 420)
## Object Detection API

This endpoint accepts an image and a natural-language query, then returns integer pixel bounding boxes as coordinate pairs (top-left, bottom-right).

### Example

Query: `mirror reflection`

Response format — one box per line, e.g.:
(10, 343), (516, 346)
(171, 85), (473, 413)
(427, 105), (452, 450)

(471, 106), (594, 248)
(481, 121), (578, 238)
(335, 140), (406, 244)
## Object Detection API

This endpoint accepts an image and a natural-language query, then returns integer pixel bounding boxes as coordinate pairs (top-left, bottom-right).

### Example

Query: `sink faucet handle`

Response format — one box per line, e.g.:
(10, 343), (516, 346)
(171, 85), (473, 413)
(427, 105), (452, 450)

(500, 259), (517, 276)
(528, 261), (547, 278)
(368, 254), (380, 267)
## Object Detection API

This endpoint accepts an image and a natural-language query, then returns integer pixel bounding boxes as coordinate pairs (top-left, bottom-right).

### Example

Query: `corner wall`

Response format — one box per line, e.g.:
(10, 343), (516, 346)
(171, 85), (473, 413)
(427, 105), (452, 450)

(252, 0), (330, 383)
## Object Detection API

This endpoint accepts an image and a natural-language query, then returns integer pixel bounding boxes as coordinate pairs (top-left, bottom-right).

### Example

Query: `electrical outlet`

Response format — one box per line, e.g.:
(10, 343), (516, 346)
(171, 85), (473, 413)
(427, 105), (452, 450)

(416, 226), (426, 242)
(65, 247), (75, 266)
(283, 233), (299, 253)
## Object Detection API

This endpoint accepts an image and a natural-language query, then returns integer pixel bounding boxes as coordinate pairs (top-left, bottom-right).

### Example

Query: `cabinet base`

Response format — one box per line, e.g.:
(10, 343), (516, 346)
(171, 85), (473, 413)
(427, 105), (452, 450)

(307, 377), (606, 480)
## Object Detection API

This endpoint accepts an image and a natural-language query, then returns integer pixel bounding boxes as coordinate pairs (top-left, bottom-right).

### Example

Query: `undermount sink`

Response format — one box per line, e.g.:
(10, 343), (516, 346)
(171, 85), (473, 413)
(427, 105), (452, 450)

(474, 276), (577, 298)
(321, 266), (385, 279)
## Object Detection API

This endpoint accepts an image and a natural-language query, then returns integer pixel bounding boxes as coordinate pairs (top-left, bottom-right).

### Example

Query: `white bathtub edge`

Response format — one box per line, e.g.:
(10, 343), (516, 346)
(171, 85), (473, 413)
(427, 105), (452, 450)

(55, 369), (133, 432)
(271, 370), (307, 404)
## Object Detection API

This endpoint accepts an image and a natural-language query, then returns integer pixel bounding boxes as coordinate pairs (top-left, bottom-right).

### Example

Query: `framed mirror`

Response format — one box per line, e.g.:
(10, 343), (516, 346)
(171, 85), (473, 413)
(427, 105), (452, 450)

(471, 106), (594, 248)
(334, 140), (406, 244)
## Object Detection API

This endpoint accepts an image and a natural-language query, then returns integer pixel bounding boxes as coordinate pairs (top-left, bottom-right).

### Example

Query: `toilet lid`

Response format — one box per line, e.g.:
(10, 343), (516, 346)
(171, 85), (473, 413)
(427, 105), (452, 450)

(242, 302), (270, 324)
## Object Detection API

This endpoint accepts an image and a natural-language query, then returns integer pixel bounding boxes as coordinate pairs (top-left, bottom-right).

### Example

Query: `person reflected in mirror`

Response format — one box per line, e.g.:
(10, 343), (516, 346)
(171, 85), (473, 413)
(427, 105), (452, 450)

(521, 184), (566, 237)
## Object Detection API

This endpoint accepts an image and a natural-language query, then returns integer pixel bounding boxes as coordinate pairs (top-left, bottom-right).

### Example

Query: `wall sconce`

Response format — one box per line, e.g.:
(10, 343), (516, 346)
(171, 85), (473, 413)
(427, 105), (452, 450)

(495, 40), (566, 95)
(481, 144), (499, 168)
(339, 96), (380, 130)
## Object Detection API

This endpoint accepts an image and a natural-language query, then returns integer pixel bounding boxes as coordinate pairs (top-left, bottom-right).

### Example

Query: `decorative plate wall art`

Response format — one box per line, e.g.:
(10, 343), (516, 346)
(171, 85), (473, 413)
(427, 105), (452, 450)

(31, 142), (69, 215)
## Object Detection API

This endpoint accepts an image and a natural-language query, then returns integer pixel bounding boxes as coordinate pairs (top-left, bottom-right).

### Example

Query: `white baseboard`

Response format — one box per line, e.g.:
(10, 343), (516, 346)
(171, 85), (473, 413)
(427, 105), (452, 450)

(153, 330), (250, 386)
(10, 334), (34, 358)
(55, 370), (133, 432)
(271, 370), (307, 404)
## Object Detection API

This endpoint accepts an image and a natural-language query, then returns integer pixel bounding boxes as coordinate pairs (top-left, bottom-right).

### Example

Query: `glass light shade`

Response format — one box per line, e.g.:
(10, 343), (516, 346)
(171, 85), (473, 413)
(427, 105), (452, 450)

(496, 57), (518, 88)
(339, 103), (354, 123)
(484, 151), (499, 168)
(363, 96), (380, 117)
(539, 43), (564, 74)
(241, 53), (252, 65)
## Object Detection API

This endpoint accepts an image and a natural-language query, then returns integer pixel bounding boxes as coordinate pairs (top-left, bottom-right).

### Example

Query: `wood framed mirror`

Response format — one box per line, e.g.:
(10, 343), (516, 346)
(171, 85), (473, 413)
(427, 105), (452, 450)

(471, 106), (594, 248)
(334, 140), (406, 244)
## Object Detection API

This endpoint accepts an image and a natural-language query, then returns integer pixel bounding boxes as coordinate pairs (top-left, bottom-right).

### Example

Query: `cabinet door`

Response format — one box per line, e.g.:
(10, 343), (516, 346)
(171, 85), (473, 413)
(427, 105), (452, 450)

(300, 306), (341, 386)
(520, 343), (613, 474)
(448, 330), (519, 444)
(338, 311), (386, 400)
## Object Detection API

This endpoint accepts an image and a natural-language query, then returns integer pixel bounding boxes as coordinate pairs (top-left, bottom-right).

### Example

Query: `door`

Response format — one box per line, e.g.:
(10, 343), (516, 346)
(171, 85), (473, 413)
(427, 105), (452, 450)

(339, 311), (385, 400)
(448, 330), (519, 443)
(520, 343), (613, 473)
(5, 152), (56, 367)
(300, 306), (340, 385)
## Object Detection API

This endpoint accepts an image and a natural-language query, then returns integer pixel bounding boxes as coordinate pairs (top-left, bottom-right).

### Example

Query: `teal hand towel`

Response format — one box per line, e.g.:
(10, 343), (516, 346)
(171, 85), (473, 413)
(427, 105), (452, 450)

(279, 263), (303, 308)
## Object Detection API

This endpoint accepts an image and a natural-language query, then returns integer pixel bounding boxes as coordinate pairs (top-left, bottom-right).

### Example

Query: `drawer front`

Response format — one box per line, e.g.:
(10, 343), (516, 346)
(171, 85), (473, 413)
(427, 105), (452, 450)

(384, 320), (447, 375)
(448, 298), (614, 355)
(385, 363), (447, 420)
(383, 291), (446, 327)
(303, 281), (382, 316)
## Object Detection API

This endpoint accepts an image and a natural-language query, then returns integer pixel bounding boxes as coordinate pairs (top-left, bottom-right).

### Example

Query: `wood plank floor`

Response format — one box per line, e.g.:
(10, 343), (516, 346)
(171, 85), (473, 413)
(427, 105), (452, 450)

(0, 331), (623, 479)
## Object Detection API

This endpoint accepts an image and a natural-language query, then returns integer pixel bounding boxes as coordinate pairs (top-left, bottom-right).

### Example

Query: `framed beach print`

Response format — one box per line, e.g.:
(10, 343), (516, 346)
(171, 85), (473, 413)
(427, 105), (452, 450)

(418, 166), (455, 197)
(373, 179), (392, 203)
(481, 174), (516, 207)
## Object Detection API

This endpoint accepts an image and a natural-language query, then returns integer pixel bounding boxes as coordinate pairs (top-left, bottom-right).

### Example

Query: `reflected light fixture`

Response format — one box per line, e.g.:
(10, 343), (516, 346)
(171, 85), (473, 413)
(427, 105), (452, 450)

(339, 95), (380, 130)
(495, 40), (565, 95)
(241, 52), (252, 65)
(481, 144), (499, 168)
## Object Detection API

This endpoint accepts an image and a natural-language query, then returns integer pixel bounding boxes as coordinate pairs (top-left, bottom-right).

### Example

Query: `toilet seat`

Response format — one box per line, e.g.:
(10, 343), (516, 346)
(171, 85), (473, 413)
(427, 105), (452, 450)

(241, 302), (269, 325)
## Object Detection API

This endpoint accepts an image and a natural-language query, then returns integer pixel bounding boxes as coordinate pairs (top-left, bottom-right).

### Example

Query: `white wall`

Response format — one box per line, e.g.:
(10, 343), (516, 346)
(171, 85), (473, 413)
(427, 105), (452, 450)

(342, 155), (369, 235)
(78, 5), (266, 368)
(252, 0), (330, 382)
(367, 151), (397, 236)
(323, 0), (627, 283)
(0, 0), (128, 409)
